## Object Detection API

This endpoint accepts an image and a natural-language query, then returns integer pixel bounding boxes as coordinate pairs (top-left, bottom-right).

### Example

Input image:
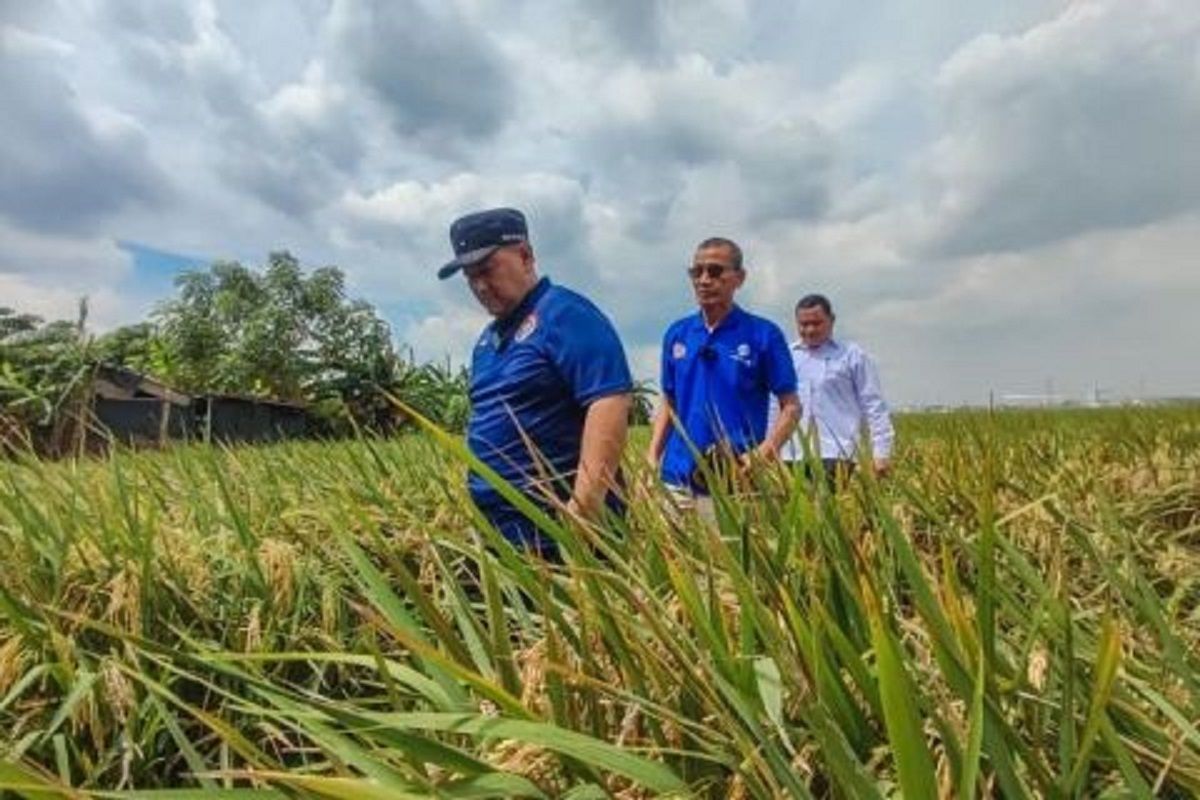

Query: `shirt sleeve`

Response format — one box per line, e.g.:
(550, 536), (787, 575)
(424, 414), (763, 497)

(850, 345), (894, 458)
(660, 326), (678, 400)
(763, 323), (799, 396)
(547, 299), (633, 406)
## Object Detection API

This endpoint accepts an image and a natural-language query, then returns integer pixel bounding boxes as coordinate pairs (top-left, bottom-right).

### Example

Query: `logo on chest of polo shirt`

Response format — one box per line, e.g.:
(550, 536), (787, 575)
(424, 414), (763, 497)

(514, 312), (539, 343)
(732, 343), (753, 365)
(672, 342), (687, 359)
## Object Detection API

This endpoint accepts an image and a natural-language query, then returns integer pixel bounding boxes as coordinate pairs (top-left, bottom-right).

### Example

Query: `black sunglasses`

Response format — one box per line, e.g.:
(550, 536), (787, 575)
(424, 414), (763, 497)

(687, 262), (737, 281)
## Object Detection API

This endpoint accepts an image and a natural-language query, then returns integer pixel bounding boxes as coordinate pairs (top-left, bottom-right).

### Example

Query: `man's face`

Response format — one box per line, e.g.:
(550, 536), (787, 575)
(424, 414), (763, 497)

(796, 305), (834, 348)
(464, 244), (536, 318)
(689, 244), (744, 311)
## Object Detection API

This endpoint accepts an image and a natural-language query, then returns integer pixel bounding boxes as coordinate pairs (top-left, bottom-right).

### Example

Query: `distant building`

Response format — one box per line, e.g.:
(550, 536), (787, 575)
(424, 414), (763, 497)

(89, 364), (310, 447)
(91, 364), (194, 446)
(195, 394), (308, 444)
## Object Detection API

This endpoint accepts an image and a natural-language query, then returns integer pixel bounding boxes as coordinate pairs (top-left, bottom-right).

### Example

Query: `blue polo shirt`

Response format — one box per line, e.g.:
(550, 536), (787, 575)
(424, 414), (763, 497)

(659, 305), (797, 490)
(467, 277), (632, 551)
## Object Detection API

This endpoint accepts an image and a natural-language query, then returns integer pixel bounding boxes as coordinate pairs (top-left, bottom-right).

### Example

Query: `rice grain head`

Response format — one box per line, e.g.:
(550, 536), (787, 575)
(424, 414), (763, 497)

(517, 638), (548, 710)
(101, 656), (136, 725)
(1028, 645), (1050, 693)
(320, 580), (342, 637)
(258, 538), (298, 612)
(245, 602), (264, 652)
(487, 740), (564, 795)
(0, 636), (27, 697)
(104, 567), (142, 634)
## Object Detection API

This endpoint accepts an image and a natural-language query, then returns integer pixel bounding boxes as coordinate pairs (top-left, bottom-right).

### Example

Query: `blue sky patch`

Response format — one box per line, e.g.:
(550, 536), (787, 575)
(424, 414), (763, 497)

(117, 240), (210, 303)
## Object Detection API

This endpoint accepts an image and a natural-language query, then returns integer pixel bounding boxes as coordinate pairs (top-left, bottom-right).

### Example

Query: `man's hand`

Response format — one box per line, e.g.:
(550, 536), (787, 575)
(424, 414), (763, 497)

(734, 444), (778, 484)
(571, 393), (631, 520)
(753, 441), (779, 463)
(565, 496), (585, 520)
(645, 400), (672, 475)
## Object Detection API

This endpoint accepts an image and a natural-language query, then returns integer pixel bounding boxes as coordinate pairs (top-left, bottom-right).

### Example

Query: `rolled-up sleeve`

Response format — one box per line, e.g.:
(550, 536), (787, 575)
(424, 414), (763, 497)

(851, 347), (894, 458)
(763, 325), (798, 396)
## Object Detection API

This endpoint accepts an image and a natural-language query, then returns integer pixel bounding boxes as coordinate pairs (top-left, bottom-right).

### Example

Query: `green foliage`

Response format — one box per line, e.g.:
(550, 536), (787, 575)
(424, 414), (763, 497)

(629, 379), (655, 426)
(93, 323), (163, 375)
(0, 302), (97, 452)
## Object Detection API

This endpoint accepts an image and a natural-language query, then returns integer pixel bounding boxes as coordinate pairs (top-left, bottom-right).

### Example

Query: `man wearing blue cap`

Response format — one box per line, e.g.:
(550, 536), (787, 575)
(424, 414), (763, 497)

(439, 207), (632, 559)
(646, 237), (800, 503)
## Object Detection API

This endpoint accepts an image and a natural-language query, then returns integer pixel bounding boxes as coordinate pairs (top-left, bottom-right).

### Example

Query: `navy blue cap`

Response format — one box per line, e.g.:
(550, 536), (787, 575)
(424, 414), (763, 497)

(438, 207), (528, 280)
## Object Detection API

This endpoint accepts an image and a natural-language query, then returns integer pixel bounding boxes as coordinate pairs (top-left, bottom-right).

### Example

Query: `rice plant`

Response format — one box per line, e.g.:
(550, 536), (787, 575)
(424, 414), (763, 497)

(1, 406), (1198, 797)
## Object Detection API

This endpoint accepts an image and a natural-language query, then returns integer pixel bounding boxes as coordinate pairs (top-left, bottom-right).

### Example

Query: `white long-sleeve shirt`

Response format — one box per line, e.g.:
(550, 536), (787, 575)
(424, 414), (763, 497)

(771, 338), (894, 461)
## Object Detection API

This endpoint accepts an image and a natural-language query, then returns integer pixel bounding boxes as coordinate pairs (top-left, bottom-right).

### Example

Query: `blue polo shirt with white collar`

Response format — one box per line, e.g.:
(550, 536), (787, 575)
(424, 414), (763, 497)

(467, 277), (632, 550)
(659, 305), (797, 490)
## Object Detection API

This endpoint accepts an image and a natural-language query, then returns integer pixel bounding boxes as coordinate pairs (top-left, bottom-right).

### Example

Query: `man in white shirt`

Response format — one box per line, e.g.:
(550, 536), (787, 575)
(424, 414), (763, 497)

(777, 294), (894, 481)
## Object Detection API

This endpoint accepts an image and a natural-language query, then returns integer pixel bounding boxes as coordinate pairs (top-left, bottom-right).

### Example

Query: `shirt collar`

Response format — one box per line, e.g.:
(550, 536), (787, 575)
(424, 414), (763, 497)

(695, 303), (744, 335)
(492, 276), (551, 341)
(792, 337), (840, 355)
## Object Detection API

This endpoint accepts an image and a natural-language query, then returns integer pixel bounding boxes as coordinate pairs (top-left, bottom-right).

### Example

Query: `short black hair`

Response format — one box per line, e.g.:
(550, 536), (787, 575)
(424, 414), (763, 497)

(795, 293), (834, 318)
(696, 237), (743, 271)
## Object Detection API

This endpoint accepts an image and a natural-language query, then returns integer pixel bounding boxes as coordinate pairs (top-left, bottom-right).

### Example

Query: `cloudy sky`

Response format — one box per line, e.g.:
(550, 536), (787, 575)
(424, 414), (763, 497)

(3, 0), (1198, 405)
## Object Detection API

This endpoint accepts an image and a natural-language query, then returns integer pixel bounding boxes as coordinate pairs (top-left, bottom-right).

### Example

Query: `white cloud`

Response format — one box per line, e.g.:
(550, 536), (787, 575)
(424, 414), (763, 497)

(857, 212), (1200, 403)
(335, 171), (589, 269)
(0, 273), (130, 331)
(260, 61), (345, 128)
(1, 25), (74, 58)
(398, 305), (489, 364)
(915, 0), (1200, 256)
(0, 220), (128, 281)
(0, 221), (133, 331)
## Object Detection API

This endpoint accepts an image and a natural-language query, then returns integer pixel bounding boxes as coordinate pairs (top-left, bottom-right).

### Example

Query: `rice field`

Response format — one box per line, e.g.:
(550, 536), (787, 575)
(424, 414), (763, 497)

(1, 405), (1198, 798)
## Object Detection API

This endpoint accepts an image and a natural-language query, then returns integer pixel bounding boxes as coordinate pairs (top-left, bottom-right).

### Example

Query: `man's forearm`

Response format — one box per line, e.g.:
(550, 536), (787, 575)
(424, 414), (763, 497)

(759, 393), (800, 456)
(646, 398), (673, 464)
(572, 393), (632, 517)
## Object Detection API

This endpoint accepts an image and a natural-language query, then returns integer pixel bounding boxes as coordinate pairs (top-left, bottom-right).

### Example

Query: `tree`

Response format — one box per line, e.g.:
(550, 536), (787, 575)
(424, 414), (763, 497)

(153, 252), (409, 431)
(629, 379), (656, 427)
(94, 323), (160, 373)
(0, 301), (97, 453)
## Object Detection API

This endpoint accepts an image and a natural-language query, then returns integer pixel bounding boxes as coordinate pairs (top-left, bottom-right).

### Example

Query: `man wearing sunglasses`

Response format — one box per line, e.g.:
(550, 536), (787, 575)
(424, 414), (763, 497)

(438, 208), (633, 560)
(646, 237), (800, 500)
